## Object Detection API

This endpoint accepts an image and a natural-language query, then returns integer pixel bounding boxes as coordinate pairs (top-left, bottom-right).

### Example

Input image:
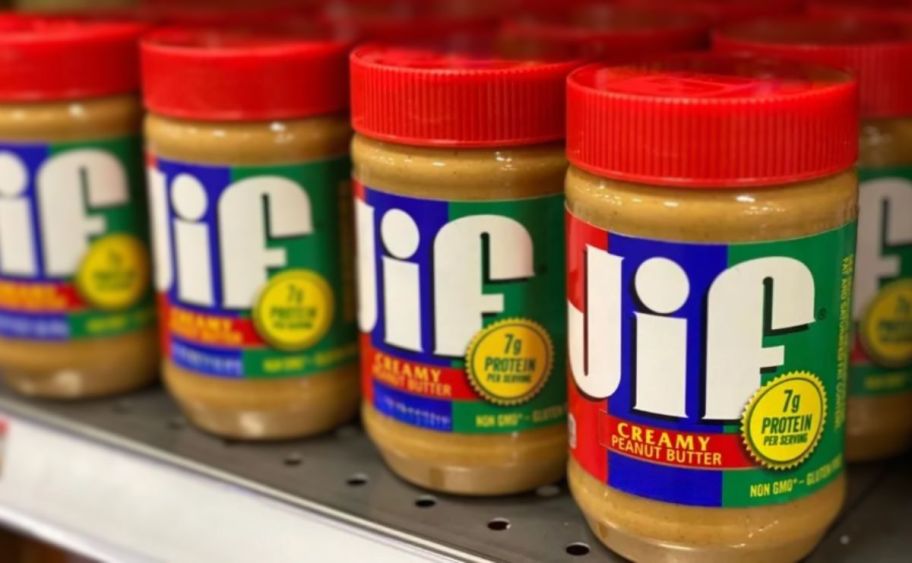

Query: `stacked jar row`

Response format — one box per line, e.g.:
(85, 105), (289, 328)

(0, 6), (910, 562)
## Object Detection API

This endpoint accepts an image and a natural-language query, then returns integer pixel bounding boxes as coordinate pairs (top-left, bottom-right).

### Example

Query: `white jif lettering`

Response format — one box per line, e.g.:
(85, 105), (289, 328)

(218, 177), (313, 309)
(356, 202), (534, 357)
(0, 150), (128, 278)
(854, 178), (912, 319)
(569, 248), (816, 421)
(433, 215), (533, 356)
(704, 258), (816, 419)
(0, 152), (37, 276)
(148, 168), (314, 309)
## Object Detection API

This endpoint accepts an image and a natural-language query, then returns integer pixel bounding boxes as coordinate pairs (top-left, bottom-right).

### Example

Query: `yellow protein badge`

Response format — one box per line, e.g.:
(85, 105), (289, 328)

(742, 371), (826, 471)
(861, 279), (912, 368)
(465, 318), (553, 406)
(253, 270), (334, 351)
(76, 234), (150, 311)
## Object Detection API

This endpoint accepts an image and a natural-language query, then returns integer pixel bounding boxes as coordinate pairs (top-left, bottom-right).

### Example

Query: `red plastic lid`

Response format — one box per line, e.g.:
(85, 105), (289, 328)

(46, 7), (153, 22)
(808, 0), (912, 24)
(714, 16), (912, 118)
(0, 15), (145, 102)
(141, 27), (351, 121)
(501, 4), (709, 59)
(322, 0), (501, 43)
(616, 0), (801, 23)
(145, 4), (302, 27)
(351, 45), (579, 147)
(516, 0), (592, 15)
(49, 0), (308, 26)
(567, 54), (858, 188)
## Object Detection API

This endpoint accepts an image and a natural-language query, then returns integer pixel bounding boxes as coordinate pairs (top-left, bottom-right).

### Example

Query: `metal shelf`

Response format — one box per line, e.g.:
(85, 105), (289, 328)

(0, 385), (906, 562)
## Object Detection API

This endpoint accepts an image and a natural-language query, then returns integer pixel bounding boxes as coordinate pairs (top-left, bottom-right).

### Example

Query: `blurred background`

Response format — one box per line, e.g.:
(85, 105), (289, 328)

(0, 0), (909, 561)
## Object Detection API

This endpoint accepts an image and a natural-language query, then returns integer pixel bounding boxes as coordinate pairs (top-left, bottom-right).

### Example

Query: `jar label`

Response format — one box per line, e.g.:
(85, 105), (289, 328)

(356, 183), (566, 434)
(851, 167), (912, 397)
(148, 155), (358, 379)
(567, 210), (856, 507)
(0, 138), (154, 341)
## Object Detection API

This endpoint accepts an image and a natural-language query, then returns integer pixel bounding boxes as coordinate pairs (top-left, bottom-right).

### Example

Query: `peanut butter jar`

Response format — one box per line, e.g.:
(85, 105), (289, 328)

(566, 54), (858, 562)
(0, 16), (156, 399)
(500, 3), (708, 60)
(351, 46), (578, 495)
(322, 0), (499, 45)
(142, 28), (358, 440)
(716, 16), (912, 462)
(615, 0), (801, 24)
(808, 0), (912, 25)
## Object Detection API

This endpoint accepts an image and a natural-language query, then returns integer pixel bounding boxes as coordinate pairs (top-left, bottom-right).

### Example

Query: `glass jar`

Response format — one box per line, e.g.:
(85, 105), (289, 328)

(715, 16), (912, 461)
(0, 16), (156, 399)
(351, 45), (577, 495)
(499, 4), (708, 60)
(565, 55), (858, 562)
(808, 0), (912, 24)
(616, 0), (801, 24)
(142, 28), (358, 440)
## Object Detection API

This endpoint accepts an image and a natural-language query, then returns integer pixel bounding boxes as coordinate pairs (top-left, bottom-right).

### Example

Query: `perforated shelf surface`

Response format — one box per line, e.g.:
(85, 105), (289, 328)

(0, 385), (906, 562)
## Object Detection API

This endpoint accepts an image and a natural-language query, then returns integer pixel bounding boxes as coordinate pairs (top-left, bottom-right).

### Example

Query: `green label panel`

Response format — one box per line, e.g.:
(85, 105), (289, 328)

(0, 137), (154, 341)
(154, 154), (357, 379)
(567, 215), (856, 508)
(358, 185), (567, 434)
(851, 167), (912, 397)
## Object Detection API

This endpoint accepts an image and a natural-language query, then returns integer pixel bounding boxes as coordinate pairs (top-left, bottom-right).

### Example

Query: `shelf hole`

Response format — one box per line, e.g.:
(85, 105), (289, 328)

(284, 453), (303, 466)
(487, 518), (510, 531)
(335, 425), (359, 439)
(167, 417), (185, 430)
(346, 473), (369, 487)
(112, 400), (131, 414)
(536, 484), (561, 498)
(414, 495), (437, 508)
(565, 543), (590, 557)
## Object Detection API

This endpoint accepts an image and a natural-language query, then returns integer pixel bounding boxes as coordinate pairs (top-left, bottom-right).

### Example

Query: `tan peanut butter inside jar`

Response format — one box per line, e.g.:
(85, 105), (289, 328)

(0, 16), (157, 399)
(351, 46), (579, 495)
(714, 15), (912, 462)
(142, 28), (358, 440)
(565, 55), (858, 562)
